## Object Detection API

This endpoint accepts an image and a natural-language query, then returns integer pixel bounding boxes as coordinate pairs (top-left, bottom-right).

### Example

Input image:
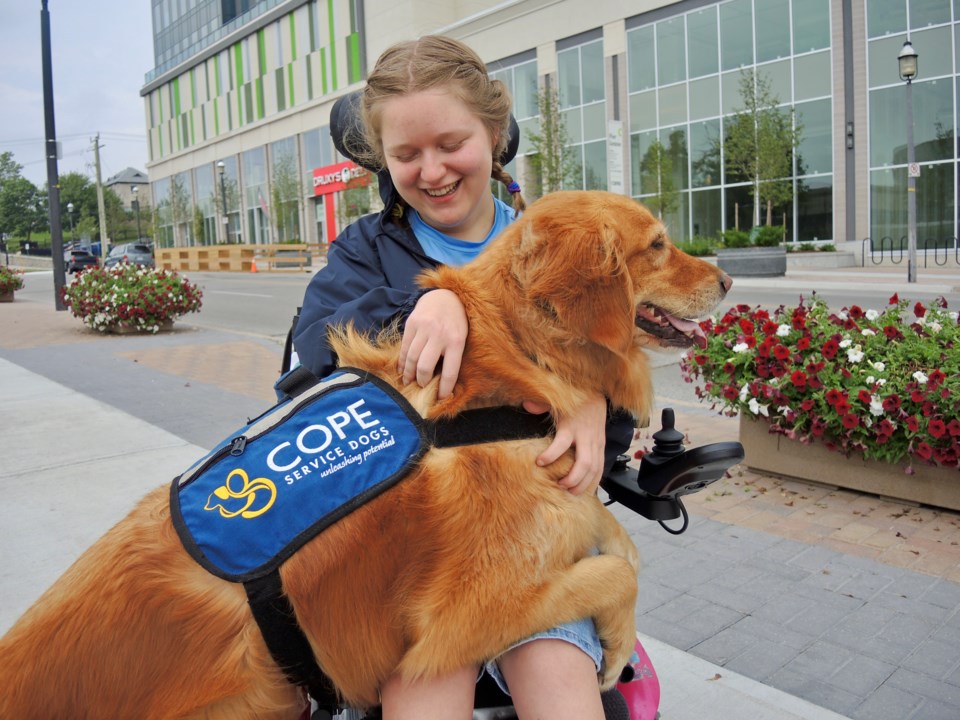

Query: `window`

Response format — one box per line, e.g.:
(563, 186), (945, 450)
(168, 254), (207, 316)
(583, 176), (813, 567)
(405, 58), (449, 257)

(557, 39), (607, 190)
(720, 0), (753, 70)
(687, 8), (718, 79)
(756, 0), (790, 63)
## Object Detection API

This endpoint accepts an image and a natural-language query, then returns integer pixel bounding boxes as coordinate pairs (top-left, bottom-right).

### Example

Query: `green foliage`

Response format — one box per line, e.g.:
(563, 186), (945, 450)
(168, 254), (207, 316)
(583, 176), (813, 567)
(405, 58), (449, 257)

(639, 139), (679, 219)
(721, 228), (751, 248)
(819, 243), (836, 252)
(673, 235), (720, 257)
(724, 70), (803, 227)
(525, 85), (581, 197)
(752, 225), (783, 247)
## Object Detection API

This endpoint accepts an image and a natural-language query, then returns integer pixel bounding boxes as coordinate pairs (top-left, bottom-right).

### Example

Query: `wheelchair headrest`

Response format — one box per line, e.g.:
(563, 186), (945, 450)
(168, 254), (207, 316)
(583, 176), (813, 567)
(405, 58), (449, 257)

(330, 90), (521, 172)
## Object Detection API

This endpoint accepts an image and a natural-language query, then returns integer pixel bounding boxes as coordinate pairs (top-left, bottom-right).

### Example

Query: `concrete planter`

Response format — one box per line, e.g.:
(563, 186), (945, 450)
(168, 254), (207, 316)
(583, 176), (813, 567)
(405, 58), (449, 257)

(739, 416), (960, 511)
(716, 247), (787, 277)
(0, 290), (14, 303)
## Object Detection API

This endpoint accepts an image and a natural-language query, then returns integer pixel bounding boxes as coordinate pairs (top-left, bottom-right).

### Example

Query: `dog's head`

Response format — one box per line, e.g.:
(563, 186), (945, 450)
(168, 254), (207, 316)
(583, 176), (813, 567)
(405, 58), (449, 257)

(506, 191), (730, 357)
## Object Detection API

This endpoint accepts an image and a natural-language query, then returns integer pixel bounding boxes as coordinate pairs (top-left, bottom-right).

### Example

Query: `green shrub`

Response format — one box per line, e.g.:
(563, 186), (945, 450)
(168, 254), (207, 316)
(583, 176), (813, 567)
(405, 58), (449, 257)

(674, 234), (719, 257)
(721, 229), (751, 248)
(752, 225), (783, 247)
(819, 243), (836, 252)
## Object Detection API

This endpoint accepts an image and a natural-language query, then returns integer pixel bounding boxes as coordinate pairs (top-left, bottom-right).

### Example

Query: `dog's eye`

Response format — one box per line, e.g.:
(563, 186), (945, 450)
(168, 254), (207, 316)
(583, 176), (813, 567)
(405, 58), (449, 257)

(652, 236), (665, 250)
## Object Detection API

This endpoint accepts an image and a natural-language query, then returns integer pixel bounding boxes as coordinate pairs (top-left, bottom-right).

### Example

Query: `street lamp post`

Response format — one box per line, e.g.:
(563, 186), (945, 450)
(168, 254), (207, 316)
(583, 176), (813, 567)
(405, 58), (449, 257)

(898, 40), (919, 283)
(217, 161), (229, 243)
(66, 202), (75, 243)
(132, 185), (142, 241)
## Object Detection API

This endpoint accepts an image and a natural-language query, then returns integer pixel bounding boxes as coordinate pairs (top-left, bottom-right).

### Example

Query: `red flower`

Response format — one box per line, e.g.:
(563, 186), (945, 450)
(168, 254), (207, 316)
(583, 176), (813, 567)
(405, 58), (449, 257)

(842, 414), (859, 429)
(826, 389), (844, 406)
(821, 338), (839, 359)
(800, 399), (815, 411)
(914, 302), (926, 318)
(928, 419), (947, 438)
(796, 336), (810, 351)
(790, 370), (808, 389)
(848, 305), (865, 319)
(915, 442), (933, 460)
(882, 394), (901, 412)
(723, 386), (739, 400)
(889, 293), (900, 304)
(694, 354), (708, 365)
(739, 318), (755, 335)
(835, 399), (851, 416)
(906, 416), (920, 432)
(928, 369), (946, 387)
(883, 325), (904, 341)
(857, 389), (872, 404)
(722, 361), (736, 374)
(760, 320), (779, 336)
(773, 344), (791, 361)
(911, 389), (926, 403)
(948, 419), (960, 437)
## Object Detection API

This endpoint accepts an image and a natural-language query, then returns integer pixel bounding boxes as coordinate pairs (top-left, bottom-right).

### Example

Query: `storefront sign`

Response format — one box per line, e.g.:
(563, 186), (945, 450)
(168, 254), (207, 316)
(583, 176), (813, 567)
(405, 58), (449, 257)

(312, 160), (370, 196)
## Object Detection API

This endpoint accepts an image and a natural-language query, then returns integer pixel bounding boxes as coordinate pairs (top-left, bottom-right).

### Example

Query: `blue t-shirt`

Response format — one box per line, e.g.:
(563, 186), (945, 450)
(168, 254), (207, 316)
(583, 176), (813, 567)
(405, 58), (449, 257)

(409, 197), (515, 267)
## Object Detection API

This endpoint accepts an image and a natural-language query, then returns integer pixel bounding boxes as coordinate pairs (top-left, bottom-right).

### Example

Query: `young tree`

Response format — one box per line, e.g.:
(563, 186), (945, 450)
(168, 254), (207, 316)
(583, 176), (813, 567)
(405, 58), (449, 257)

(270, 153), (303, 242)
(639, 139), (679, 220)
(724, 69), (802, 227)
(0, 176), (44, 240)
(525, 84), (581, 197)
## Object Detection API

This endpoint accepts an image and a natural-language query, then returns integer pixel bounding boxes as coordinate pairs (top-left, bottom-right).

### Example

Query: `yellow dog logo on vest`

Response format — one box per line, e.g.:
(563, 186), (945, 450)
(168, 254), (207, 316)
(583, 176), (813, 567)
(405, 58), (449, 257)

(204, 468), (277, 519)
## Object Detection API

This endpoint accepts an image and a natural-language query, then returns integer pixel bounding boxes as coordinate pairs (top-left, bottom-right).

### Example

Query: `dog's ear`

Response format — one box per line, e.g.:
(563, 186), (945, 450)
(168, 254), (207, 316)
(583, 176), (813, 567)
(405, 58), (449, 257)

(514, 216), (635, 356)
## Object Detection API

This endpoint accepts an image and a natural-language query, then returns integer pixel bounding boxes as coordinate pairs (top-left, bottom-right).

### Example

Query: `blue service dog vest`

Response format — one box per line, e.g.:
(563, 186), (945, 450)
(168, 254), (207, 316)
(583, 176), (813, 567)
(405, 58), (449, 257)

(171, 369), (428, 582)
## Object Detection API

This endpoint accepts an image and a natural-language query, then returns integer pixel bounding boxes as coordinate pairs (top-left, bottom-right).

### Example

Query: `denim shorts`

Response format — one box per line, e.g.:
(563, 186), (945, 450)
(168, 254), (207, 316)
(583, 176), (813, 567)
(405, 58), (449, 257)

(482, 617), (603, 696)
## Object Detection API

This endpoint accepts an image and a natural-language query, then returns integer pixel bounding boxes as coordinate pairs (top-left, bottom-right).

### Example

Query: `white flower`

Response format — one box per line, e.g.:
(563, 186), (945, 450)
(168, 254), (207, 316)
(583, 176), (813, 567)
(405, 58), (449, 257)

(876, 378), (886, 386)
(865, 309), (880, 321)
(839, 338), (852, 349)
(869, 397), (885, 417)
(950, 311), (959, 322)
(846, 346), (864, 363)
(871, 361), (886, 372)
(866, 376), (875, 385)
(748, 398), (769, 416)
(732, 342), (750, 353)
(861, 328), (876, 336)
(913, 371), (929, 383)
(776, 324), (791, 337)
(836, 309), (849, 320)
(927, 321), (942, 333)
(739, 384), (750, 402)
(778, 405), (792, 416)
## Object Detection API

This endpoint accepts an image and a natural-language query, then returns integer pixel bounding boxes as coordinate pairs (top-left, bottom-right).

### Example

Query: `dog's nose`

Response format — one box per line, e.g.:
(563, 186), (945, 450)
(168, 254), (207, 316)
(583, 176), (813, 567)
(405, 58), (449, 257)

(719, 272), (733, 295)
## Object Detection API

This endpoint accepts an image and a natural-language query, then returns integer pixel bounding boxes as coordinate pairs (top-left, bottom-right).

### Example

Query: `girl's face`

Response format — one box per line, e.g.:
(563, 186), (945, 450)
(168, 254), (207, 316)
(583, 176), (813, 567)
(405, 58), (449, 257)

(379, 87), (496, 243)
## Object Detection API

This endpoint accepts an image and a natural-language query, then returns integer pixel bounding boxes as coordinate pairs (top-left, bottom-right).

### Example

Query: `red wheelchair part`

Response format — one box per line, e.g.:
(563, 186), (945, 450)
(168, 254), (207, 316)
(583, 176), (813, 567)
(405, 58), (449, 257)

(616, 639), (661, 720)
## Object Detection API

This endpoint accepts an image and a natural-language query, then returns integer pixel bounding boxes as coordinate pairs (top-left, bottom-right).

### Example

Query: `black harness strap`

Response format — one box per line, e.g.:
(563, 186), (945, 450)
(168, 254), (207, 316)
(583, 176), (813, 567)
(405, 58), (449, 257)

(243, 404), (554, 711)
(244, 572), (339, 712)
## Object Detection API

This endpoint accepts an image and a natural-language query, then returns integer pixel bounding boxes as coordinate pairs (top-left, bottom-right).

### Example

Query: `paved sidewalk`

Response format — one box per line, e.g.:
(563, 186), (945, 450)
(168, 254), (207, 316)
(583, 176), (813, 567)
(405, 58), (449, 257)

(2, 263), (959, 719)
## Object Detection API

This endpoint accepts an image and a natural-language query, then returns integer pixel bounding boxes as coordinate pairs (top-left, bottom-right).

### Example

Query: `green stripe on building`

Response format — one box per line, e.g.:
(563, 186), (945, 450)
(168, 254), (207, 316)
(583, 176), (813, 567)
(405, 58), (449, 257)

(289, 13), (297, 59)
(234, 44), (244, 87)
(320, 48), (328, 95)
(214, 98), (220, 135)
(173, 77), (181, 116)
(288, 63), (295, 106)
(347, 33), (360, 84)
(256, 77), (265, 119)
(306, 56), (313, 100)
(190, 111), (195, 145)
(190, 69), (197, 108)
(327, 0), (337, 90)
(308, 2), (316, 52)
(257, 29), (266, 77)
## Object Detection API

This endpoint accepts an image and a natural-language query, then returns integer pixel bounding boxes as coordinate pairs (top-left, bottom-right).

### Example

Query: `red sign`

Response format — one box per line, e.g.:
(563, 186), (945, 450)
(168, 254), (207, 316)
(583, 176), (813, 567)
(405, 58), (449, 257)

(312, 160), (370, 196)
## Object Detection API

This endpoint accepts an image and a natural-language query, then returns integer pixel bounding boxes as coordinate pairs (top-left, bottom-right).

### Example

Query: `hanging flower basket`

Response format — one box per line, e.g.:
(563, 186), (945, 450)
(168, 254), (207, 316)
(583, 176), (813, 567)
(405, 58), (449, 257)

(680, 294), (960, 478)
(61, 264), (203, 333)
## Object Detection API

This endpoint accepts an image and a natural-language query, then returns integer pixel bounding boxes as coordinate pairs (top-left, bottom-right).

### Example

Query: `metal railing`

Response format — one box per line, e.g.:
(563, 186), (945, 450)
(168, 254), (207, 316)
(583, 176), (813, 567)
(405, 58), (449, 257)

(861, 236), (960, 268)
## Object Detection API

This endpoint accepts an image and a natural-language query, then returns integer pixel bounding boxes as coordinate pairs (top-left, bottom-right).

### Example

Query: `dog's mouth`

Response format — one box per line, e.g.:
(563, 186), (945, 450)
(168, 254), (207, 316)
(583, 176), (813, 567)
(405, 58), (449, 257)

(635, 304), (707, 349)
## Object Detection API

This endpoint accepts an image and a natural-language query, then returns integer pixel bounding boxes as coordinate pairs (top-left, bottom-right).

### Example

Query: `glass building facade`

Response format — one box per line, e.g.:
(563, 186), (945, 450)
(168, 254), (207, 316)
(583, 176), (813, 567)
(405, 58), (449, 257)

(144, 0), (960, 253)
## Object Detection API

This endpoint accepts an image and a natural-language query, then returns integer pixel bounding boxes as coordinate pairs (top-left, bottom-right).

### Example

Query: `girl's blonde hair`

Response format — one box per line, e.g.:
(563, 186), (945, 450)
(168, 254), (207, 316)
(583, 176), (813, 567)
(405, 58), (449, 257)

(354, 35), (526, 214)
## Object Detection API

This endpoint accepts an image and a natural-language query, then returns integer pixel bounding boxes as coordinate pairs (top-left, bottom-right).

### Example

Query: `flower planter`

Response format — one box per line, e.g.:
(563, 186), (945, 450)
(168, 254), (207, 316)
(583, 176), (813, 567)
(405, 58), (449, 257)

(739, 416), (960, 512)
(107, 320), (175, 335)
(716, 247), (787, 277)
(0, 290), (14, 303)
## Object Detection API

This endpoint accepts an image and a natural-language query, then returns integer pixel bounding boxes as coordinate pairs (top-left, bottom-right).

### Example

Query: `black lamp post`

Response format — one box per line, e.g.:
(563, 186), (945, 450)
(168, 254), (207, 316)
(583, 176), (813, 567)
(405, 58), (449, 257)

(217, 161), (228, 243)
(898, 40), (919, 283)
(132, 185), (142, 241)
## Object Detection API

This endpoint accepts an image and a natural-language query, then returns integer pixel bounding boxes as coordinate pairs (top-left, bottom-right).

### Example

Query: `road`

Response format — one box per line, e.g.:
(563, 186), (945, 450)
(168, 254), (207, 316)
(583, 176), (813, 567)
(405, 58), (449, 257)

(16, 265), (957, 414)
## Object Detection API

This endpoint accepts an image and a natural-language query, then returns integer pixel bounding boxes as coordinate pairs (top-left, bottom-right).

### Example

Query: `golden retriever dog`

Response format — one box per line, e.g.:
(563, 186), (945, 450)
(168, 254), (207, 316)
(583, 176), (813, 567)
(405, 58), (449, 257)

(0, 190), (731, 719)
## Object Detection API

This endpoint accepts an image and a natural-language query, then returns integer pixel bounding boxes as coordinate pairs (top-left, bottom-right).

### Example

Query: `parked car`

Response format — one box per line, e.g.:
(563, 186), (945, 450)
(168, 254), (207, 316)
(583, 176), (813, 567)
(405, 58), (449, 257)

(65, 249), (99, 274)
(104, 243), (155, 269)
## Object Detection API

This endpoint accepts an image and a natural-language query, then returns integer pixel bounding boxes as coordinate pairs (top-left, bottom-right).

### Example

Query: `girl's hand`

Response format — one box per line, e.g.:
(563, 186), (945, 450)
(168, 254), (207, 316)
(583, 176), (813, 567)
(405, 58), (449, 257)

(522, 392), (607, 495)
(398, 289), (468, 399)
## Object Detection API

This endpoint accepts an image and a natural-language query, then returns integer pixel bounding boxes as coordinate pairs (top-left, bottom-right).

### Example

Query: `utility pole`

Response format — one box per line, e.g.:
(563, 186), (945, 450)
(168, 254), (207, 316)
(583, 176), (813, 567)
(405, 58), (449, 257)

(41, 0), (67, 310)
(93, 134), (110, 262)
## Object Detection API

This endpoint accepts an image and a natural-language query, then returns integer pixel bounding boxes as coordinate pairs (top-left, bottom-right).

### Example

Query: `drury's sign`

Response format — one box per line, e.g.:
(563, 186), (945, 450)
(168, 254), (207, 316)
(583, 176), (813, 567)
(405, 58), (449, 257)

(312, 160), (370, 196)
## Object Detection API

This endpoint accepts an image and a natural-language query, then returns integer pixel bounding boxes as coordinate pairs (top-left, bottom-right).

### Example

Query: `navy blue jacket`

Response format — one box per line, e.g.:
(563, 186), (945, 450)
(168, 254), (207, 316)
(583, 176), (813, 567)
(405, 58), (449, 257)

(293, 205), (634, 471)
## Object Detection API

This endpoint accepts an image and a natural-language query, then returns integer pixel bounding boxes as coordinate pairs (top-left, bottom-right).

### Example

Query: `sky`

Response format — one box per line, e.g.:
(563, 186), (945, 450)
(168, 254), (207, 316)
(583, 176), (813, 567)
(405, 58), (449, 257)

(0, 1), (155, 188)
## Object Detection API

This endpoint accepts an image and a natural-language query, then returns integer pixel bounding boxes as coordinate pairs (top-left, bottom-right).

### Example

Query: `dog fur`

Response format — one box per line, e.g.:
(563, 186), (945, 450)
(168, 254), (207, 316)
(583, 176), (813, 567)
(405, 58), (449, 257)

(0, 191), (730, 719)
